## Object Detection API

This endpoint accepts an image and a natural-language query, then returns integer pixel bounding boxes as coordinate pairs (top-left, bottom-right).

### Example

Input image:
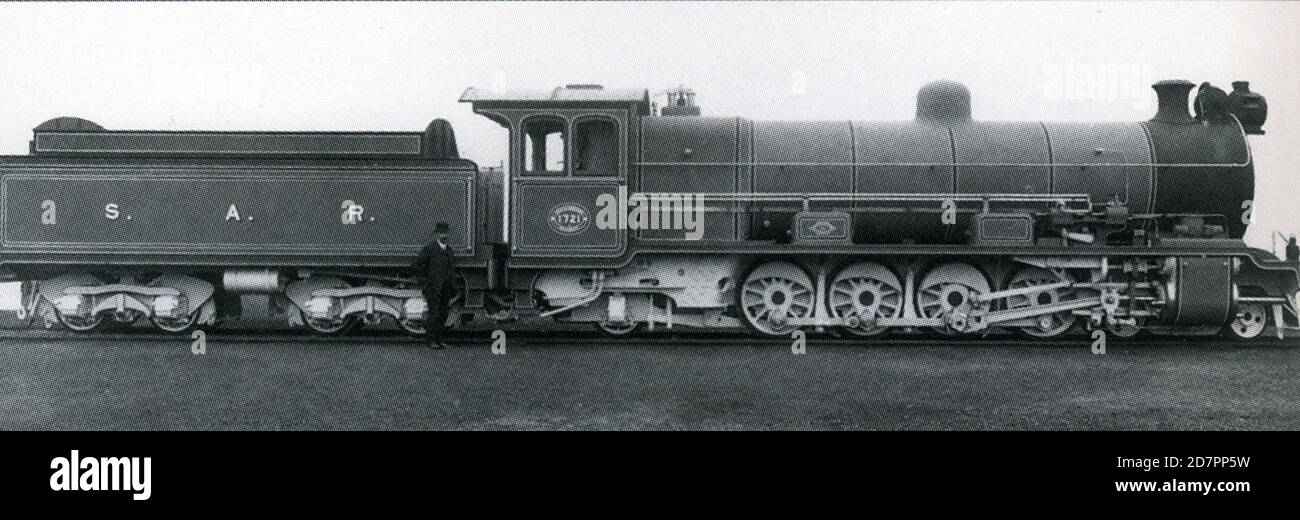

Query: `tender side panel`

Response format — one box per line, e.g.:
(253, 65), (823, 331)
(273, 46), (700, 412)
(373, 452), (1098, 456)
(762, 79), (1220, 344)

(2, 165), (473, 259)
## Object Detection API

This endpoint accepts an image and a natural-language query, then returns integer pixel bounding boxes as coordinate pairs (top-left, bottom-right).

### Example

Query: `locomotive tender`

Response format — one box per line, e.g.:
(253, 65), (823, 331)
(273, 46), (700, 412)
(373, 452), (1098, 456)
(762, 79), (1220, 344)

(2, 79), (1296, 340)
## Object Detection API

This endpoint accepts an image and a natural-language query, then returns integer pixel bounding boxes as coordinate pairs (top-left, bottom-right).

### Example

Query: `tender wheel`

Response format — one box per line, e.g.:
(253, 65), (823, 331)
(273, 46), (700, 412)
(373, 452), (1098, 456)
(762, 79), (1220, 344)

(57, 312), (105, 333)
(152, 312), (200, 334)
(302, 313), (359, 336)
(827, 261), (902, 337)
(149, 299), (210, 334)
(916, 262), (991, 335)
(739, 261), (815, 336)
(398, 278), (467, 337)
(399, 319), (427, 336)
(1005, 267), (1078, 338)
(1228, 302), (1268, 339)
(595, 321), (643, 337)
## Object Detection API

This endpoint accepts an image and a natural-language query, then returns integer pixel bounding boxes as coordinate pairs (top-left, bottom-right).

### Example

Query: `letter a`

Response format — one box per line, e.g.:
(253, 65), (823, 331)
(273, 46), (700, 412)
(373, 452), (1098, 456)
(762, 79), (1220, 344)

(50, 457), (70, 491)
(595, 193), (617, 230)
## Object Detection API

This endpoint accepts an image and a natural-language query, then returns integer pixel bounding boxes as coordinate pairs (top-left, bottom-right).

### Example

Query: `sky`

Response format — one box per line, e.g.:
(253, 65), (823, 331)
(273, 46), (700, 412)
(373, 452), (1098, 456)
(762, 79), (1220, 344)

(1, 1), (1297, 309)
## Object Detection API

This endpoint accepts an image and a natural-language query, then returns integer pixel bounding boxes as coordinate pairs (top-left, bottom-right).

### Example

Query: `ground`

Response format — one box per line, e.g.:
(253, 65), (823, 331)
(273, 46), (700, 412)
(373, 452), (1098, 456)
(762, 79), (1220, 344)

(1, 329), (1297, 430)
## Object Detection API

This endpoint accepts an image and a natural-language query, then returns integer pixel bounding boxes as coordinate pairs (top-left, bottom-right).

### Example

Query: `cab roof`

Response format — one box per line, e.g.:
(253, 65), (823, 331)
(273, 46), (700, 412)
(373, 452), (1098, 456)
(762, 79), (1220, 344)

(459, 84), (649, 104)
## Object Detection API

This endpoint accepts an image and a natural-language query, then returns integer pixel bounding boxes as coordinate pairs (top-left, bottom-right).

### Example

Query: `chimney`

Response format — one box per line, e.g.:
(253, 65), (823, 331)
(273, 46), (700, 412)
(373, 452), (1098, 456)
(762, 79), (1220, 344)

(1150, 80), (1196, 124)
(1228, 80), (1268, 135)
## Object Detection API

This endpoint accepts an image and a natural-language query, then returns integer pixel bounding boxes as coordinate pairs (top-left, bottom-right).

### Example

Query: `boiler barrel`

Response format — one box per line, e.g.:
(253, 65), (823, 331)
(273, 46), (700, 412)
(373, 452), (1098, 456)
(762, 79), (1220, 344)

(744, 120), (1157, 243)
(636, 79), (1253, 243)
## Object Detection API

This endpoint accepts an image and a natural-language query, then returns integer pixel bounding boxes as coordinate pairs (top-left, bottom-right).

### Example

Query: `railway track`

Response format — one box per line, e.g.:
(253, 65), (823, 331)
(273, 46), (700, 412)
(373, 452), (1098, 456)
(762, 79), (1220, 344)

(3, 328), (1298, 348)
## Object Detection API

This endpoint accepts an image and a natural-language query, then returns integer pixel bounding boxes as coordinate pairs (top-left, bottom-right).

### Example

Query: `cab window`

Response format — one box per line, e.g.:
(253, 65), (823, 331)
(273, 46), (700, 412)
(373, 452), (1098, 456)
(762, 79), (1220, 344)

(573, 117), (619, 177)
(522, 116), (566, 176)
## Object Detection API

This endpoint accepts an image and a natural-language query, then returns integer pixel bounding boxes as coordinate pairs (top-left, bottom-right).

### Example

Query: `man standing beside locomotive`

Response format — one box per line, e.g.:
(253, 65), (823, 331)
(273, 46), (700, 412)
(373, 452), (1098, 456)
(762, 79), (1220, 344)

(411, 222), (456, 350)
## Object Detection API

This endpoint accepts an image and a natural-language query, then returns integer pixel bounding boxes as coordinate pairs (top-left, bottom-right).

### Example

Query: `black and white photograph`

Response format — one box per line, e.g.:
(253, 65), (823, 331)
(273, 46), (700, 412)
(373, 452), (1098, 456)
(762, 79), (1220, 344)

(0, 0), (1296, 505)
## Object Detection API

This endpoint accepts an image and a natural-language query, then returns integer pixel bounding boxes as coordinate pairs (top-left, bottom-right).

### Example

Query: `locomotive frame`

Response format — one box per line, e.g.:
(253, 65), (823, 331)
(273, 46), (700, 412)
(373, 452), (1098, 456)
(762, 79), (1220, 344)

(1, 79), (1296, 341)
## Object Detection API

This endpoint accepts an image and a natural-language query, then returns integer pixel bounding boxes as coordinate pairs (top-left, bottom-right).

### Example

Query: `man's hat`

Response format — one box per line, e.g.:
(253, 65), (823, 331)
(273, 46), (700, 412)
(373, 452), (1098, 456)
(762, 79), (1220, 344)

(435, 222), (450, 233)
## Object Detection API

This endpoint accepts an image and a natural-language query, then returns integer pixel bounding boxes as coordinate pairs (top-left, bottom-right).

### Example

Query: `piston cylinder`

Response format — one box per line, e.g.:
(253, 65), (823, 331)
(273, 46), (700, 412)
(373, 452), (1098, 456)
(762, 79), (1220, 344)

(223, 269), (285, 294)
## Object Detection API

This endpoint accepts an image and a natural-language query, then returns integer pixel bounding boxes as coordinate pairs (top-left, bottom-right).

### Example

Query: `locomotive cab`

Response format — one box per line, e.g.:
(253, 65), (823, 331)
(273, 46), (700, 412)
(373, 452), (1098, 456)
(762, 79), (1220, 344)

(461, 84), (651, 261)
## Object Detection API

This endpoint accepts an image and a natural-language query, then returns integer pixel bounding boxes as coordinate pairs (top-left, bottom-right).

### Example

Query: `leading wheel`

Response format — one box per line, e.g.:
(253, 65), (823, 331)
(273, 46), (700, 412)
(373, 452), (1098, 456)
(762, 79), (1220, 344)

(739, 261), (815, 336)
(827, 261), (902, 337)
(1227, 302), (1268, 339)
(1005, 267), (1078, 338)
(1106, 318), (1144, 339)
(595, 321), (643, 337)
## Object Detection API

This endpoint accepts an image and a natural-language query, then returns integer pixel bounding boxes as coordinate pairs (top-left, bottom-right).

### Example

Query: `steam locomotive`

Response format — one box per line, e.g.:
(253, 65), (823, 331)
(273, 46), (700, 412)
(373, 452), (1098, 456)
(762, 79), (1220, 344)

(2, 78), (1295, 340)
